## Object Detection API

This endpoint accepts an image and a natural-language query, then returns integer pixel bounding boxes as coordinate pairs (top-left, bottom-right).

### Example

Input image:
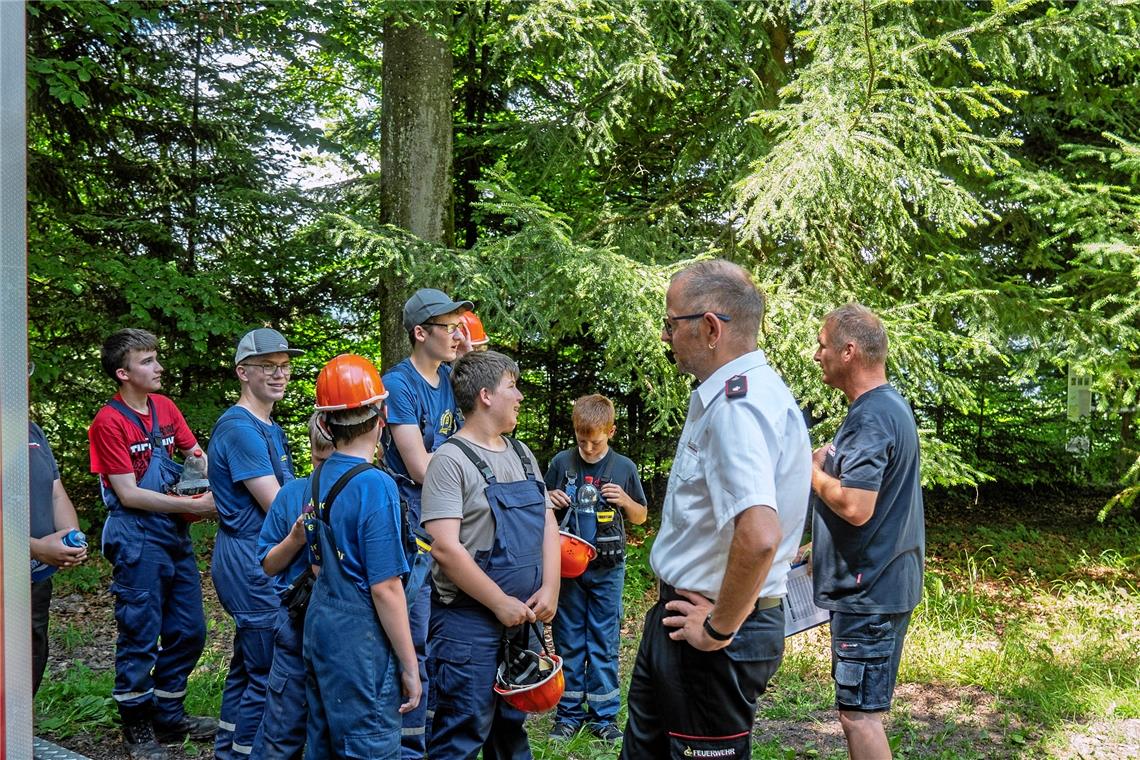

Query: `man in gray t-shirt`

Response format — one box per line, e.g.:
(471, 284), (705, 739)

(810, 304), (924, 760)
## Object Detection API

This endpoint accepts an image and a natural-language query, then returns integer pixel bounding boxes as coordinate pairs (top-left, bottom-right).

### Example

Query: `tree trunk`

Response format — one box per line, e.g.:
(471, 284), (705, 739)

(379, 13), (453, 372)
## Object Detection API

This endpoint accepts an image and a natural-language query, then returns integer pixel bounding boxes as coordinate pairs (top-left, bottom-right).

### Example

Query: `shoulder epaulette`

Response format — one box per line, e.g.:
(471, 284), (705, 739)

(725, 374), (748, 399)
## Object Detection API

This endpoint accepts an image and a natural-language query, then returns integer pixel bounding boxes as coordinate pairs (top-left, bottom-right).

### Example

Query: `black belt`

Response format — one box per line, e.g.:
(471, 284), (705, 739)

(658, 582), (780, 611)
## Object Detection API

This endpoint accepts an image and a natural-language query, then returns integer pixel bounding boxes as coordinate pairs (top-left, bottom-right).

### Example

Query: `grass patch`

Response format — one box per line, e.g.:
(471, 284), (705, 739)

(760, 669), (834, 722)
(34, 662), (115, 738)
(51, 554), (110, 594)
(53, 619), (101, 655)
(37, 505), (1140, 757)
(898, 515), (1140, 755)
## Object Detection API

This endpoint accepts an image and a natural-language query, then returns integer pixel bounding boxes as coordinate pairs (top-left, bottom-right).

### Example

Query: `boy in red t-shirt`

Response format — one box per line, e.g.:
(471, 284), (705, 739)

(88, 328), (217, 760)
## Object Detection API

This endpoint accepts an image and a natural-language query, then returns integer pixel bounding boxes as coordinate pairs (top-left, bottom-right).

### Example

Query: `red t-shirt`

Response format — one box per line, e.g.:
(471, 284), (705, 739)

(88, 393), (197, 487)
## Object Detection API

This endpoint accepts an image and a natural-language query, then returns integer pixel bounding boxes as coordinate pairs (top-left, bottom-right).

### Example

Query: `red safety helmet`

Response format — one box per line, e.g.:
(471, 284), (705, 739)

(315, 354), (387, 411)
(494, 627), (565, 713)
(459, 310), (489, 346)
(559, 531), (597, 579)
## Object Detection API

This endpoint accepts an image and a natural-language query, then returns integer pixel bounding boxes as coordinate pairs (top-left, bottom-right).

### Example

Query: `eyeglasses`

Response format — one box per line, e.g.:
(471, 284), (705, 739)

(423, 321), (463, 335)
(242, 362), (293, 377)
(662, 312), (732, 337)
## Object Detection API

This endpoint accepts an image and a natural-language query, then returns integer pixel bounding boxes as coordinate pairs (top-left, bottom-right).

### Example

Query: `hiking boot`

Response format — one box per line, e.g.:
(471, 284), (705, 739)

(549, 721), (580, 741)
(122, 721), (171, 760)
(591, 722), (624, 744)
(154, 714), (219, 743)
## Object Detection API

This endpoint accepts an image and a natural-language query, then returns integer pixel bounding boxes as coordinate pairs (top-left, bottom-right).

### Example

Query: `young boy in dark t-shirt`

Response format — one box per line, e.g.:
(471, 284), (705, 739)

(545, 394), (647, 743)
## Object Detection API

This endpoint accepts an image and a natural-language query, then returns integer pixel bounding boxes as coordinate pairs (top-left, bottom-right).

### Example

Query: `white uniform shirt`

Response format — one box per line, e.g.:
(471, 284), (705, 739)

(650, 350), (812, 600)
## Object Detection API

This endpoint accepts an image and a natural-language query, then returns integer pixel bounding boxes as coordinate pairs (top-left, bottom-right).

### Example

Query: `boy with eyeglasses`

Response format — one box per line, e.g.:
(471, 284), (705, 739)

(208, 327), (304, 760)
(382, 287), (472, 758)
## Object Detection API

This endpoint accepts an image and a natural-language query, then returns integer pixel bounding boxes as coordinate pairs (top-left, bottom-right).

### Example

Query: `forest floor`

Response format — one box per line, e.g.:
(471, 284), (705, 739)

(35, 488), (1140, 759)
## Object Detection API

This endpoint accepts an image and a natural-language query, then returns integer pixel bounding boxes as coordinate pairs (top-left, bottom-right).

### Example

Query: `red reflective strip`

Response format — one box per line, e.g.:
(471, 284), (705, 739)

(667, 731), (750, 741)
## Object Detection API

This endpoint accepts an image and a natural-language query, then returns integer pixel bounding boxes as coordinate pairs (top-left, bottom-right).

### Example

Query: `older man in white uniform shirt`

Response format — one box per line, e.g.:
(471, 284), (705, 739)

(620, 259), (811, 760)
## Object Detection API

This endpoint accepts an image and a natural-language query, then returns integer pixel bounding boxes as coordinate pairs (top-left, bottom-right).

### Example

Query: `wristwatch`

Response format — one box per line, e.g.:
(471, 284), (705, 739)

(702, 613), (735, 642)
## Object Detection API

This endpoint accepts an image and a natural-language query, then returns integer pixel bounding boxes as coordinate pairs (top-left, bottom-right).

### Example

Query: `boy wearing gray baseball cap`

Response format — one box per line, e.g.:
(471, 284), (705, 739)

(385, 288), (471, 756)
(209, 327), (304, 759)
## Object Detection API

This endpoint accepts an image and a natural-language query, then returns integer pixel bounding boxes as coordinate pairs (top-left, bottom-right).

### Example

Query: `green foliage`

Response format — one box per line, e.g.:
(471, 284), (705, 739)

(34, 663), (115, 738)
(728, 0), (1140, 493)
(26, 0), (339, 519)
(51, 558), (107, 596)
(24, 0), (1140, 503)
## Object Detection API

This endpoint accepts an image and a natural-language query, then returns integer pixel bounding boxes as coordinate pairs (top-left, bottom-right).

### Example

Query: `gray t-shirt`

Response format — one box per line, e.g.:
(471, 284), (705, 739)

(811, 384), (925, 614)
(421, 435), (553, 604)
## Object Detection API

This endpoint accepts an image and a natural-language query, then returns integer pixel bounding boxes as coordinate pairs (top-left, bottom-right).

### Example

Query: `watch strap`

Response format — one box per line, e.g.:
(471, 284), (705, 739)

(702, 613), (735, 642)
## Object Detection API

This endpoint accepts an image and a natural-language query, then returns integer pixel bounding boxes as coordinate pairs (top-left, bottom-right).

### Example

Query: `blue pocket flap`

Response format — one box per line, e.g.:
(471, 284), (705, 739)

(835, 660), (864, 687)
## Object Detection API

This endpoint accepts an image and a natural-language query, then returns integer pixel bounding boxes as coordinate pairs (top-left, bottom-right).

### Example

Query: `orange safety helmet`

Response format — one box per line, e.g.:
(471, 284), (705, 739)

(315, 354), (388, 411)
(559, 531), (597, 579)
(459, 310), (489, 346)
(494, 627), (565, 713)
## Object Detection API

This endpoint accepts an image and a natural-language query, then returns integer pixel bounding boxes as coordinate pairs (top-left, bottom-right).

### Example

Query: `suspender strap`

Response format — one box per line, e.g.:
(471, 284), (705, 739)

(443, 437), (497, 483)
(306, 461), (374, 565)
(311, 462), (375, 525)
(506, 438), (534, 479)
(566, 449), (615, 486)
(443, 436), (534, 483)
(108, 398), (162, 449)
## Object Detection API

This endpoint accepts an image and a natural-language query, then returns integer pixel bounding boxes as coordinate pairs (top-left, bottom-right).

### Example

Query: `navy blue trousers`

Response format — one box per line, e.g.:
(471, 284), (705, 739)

(427, 601), (532, 760)
(104, 514), (205, 727)
(551, 564), (623, 727)
(252, 606), (306, 759)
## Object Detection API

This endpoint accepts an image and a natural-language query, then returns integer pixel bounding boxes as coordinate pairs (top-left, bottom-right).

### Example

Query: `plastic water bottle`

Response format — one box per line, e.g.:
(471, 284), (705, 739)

(62, 529), (87, 549)
(575, 476), (600, 545)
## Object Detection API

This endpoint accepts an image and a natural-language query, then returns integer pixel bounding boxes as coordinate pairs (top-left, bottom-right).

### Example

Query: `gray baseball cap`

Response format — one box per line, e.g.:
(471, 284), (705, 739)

(402, 288), (474, 331)
(234, 328), (305, 365)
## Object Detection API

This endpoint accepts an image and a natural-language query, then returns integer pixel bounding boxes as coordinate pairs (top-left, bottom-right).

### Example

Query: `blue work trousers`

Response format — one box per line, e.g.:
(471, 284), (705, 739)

(103, 513), (205, 727)
(304, 521), (402, 759)
(213, 532), (280, 758)
(251, 606), (306, 759)
(551, 563), (624, 728)
(427, 601), (533, 760)
(401, 576), (431, 758)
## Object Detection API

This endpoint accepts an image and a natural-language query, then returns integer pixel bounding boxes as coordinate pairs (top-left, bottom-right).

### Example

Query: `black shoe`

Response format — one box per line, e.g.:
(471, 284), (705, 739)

(122, 721), (171, 760)
(550, 721), (580, 741)
(592, 723), (624, 744)
(154, 714), (219, 743)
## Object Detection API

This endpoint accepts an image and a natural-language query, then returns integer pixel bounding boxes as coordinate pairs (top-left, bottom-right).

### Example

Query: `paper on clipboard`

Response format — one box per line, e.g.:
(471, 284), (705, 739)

(784, 562), (829, 637)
